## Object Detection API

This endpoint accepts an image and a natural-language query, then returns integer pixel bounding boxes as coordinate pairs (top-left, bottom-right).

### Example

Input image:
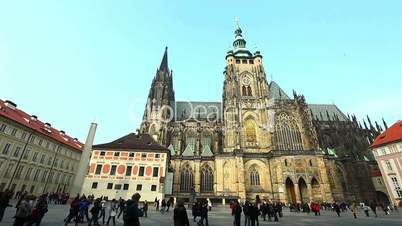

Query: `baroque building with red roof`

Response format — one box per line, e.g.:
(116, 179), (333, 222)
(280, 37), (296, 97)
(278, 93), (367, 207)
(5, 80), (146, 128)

(0, 99), (83, 195)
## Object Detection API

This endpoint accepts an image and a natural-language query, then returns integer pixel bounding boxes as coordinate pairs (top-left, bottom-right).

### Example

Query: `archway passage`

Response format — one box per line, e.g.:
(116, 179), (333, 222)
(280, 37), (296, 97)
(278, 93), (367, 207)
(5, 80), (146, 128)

(286, 178), (296, 204)
(298, 178), (309, 203)
(311, 178), (322, 202)
(376, 191), (390, 205)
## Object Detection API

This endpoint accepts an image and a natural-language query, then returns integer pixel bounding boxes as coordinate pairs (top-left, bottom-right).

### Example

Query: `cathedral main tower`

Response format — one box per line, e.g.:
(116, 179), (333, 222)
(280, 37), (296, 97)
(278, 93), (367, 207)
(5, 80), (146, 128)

(223, 23), (272, 153)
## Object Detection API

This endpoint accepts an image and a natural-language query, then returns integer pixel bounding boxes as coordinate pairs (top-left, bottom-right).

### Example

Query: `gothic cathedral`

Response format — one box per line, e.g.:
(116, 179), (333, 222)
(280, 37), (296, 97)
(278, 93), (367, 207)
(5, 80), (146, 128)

(140, 23), (380, 204)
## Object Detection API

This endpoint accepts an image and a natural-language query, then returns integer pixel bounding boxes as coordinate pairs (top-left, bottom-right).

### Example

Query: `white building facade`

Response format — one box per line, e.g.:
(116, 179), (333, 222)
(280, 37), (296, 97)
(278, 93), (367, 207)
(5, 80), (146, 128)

(371, 121), (402, 207)
(81, 133), (170, 201)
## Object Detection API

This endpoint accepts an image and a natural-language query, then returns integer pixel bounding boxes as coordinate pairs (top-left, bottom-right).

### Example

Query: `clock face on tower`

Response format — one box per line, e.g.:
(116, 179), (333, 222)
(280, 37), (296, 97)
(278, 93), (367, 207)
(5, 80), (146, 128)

(242, 77), (251, 86)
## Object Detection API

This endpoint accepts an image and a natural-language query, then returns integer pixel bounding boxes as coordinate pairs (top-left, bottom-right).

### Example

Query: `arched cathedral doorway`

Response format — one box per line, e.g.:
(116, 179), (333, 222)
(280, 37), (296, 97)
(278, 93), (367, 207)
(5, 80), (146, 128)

(298, 178), (309, 203)
(286, 178), (296, 204)
(311, 178), (322, 202)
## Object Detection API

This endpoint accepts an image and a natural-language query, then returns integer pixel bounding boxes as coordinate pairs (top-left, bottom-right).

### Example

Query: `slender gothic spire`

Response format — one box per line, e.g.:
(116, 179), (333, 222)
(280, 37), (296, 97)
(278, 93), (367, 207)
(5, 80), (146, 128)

(159, 46), (168, 72)
(382, 118), (388, 130)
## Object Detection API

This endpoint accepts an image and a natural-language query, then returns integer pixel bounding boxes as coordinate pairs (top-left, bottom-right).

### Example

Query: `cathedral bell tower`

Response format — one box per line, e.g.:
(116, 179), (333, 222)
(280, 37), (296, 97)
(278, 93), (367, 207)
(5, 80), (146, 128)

(140, 47), (175, 144)
(223, 23), (272, 152)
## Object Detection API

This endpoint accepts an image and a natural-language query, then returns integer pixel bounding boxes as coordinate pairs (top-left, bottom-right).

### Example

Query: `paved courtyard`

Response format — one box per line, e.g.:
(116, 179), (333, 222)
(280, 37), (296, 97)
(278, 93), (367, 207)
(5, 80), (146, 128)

(1, 203), (401, 226)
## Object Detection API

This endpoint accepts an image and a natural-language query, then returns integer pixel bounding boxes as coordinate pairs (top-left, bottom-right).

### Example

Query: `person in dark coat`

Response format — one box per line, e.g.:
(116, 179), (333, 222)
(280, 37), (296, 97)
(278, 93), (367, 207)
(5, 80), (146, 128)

(243, 201), (251, 226)
(88, 198), (101, 226)
(232, 200), (242, 226)
(249, 203), (260, 226)
(333, 203), (341, 217)
(370, 202), (378, 217)
(123, 193), (141, 226)
(0, 190), (12, 222)
(173, 199), (190, 226)
(199, 200), (209, 226)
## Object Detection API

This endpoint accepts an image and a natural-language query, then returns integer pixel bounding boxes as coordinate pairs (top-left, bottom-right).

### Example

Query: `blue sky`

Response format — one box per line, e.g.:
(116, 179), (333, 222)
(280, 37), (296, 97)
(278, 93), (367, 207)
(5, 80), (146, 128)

(1, 0), (401, 144)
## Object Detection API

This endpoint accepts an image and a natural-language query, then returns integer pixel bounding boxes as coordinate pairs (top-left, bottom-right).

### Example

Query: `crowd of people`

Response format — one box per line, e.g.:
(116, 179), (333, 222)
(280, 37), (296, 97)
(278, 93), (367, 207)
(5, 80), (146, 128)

(1, 188), (401, 226)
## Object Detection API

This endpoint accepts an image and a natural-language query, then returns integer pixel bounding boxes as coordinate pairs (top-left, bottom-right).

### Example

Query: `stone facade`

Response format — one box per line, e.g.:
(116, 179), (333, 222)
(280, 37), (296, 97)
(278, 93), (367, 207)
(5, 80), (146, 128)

(0, 99), (83, 196)
(140, 24), (379, 204)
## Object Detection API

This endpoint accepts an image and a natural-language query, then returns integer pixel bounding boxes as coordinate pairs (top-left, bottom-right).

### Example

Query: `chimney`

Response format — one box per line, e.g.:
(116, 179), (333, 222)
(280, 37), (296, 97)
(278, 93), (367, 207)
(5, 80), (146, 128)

(5, 100), (17, 110)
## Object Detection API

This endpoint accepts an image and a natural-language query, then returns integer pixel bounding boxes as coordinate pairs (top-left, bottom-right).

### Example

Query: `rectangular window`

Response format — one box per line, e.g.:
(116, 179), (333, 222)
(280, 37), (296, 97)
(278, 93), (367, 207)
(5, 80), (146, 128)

(385, 161), (393, 171)
(38, 139), (43, 146)
(114, 152), (120, 157)
(95, 164), (102, 175)
(107, 183), (113, 189)
(141, 153), (147, 158)
(249, 59), (254, 64)
(2, 143), (11, 155)
(13, 146), (21, 157)
(136, 184), (142, 191)
(0, 124), (7, 132)
(129, 153), (135, 157)
(126, 166), (132, 176)
(40, 154), (45, 164)
(155, 154), (160, 158)
(33, 169), (40, 180)
(151, 185), (157, 191)
(391, 177), (402, 198)
(15, 165), (24, 179)
(100, 151), (105, 156)
(242, 59), (247, 64)
(153, 167), (159, 177)
(11, 128), (17, 136)
(45, 142), (50, 149)
(4, 163), (14, 177)
(235, 59), (240, 64)
(23, 149), (30, 160)
(110, 165), (117, 175)
(115, 184), (122, 190)
(21, 132), (27, 140)
(92, 182), (98, 189)
(25, 168), (32, 180)
(139, 166), (145, 176)
(29, 136), (35, 143)
(123, 184), (129, 190)
(41, 171), (48, 182)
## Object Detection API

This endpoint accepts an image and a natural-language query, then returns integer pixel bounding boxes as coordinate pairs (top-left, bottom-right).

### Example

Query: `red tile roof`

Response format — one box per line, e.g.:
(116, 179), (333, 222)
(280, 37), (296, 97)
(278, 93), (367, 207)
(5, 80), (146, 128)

(0, 99), (83, 151)
(370, 120), (402, 148)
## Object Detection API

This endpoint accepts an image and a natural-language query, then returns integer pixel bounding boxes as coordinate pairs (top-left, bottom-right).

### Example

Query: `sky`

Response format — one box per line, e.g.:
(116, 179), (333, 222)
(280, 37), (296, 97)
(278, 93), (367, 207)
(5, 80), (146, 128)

(1, 0), (401, 144)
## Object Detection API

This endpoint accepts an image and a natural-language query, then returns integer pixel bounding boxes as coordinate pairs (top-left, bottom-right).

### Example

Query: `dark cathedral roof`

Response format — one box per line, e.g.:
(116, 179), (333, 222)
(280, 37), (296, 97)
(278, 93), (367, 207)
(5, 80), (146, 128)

(308, 104), (348, 121)
(175, 101), (222, 121)
(93, 133), (168, 151)
(269, 81), (348, 122)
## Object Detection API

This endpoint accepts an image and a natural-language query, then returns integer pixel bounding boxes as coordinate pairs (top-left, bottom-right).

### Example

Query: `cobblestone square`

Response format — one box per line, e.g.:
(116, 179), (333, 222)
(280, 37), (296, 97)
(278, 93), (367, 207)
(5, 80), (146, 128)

(1, 203), (401, 226)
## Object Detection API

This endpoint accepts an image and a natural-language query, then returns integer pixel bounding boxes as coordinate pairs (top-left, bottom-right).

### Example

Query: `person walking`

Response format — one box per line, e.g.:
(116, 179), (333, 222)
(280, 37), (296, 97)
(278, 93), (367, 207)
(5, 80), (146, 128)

(13, 195), (32, 226)
(123, 193), (141, 226)
(232, 200), (242, 226)
(243, 201), (251, 226)
(370, 202), (378, 217)
(79, 195), (90, 223)
(173, 199), (190, 226)
(107, 199), (118, 226)
(31, 194), (48, 226)
(249, 203), (259, 226)
(0, 190), (12, 222)
(160, 199), (166, 214)
(199, 200), (209, 226)
(88, 198), (101, 226)
(100, 198), (107, 225)
(117, 198), (125, 219)
(143, 201), (148, 218)
(333, 203), (341, 217)
(64, 196), (80, 226)
(351, 202), (358, 219)
(363, 204), (370, 217)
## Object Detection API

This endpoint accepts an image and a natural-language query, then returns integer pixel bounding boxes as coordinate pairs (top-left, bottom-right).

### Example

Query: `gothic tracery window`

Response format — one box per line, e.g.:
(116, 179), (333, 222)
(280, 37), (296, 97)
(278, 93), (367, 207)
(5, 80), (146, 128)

(274, 113), (303, 150)
(180, 165), (194, 192)
(250, 167), (261, 186)
(244, 119), (257, 144)
(201, 165), (214, 192)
